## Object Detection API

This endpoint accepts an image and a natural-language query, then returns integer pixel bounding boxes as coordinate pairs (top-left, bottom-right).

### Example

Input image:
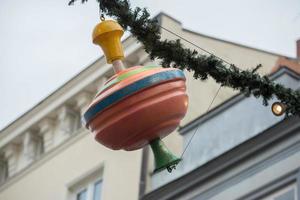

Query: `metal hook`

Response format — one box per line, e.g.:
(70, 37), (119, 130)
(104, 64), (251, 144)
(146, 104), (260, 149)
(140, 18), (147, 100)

(99, 2), (105, 21)
(100, 14), (105, 21)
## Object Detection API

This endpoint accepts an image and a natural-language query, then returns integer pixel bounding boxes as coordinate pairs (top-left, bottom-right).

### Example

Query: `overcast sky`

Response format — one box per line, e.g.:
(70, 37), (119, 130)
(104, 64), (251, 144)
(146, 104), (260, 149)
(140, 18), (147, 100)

(0, 0), (300, 130)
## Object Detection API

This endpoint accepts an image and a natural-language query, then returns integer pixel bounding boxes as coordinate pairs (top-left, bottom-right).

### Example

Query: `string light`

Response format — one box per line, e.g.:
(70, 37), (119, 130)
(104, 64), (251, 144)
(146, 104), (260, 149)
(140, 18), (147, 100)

(271, 102), (286, 116)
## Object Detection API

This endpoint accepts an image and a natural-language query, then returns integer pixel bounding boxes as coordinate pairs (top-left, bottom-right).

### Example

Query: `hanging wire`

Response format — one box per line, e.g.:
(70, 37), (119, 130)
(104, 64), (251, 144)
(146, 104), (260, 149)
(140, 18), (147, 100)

(100, 14), (105, 21)
(99, 2), (105, 21)
(158, 25), (233, 67)
(95, 6), (229, 162)
(156, 24), (226, 159)
(180, 85), (222, 159)
(94, 5), (226, 156)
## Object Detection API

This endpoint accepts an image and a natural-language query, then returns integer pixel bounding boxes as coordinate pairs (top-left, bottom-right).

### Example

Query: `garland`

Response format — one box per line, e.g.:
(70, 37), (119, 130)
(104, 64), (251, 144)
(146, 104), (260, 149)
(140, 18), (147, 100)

(69, 0), (300, 117)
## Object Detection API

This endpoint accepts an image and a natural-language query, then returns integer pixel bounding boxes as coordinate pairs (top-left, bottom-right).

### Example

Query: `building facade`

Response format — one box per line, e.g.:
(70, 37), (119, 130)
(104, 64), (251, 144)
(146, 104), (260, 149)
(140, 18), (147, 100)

(0, 13), (298, 200)
(143, 67), (300, 200)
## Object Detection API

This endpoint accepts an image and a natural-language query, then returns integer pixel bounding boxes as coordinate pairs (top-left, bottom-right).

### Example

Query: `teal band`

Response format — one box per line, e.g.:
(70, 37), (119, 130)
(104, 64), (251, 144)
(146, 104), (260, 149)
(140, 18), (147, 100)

(83, 69), (185, 125)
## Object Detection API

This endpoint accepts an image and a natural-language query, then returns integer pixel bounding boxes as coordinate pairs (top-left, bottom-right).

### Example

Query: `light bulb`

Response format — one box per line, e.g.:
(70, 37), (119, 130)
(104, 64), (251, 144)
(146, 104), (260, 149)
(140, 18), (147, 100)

(271, 102), (286, 116)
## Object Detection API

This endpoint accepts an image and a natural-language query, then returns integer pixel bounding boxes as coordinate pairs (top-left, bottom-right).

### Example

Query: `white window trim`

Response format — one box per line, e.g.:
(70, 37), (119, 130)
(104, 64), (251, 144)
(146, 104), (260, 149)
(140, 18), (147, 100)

(72, 178), (103, 200)
(67, 163), (104, 200)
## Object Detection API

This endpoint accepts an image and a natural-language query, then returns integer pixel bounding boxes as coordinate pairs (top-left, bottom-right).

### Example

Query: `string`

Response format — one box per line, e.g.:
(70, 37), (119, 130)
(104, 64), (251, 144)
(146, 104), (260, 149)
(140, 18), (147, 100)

(99, 2), (105, 21)
(180, 86), (222, 159)
(95, 8), (226, 163)
(157, 25), (225, 159)
(158, 25), (233, 67)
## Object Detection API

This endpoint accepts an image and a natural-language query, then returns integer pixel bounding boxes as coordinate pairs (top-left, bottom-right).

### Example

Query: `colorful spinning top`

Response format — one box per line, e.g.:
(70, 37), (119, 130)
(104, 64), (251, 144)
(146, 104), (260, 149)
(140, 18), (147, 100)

(83, 19), (188, 173)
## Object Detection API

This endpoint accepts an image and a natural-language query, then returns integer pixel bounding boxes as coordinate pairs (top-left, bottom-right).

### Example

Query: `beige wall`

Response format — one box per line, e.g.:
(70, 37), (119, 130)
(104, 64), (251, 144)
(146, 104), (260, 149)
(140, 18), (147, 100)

(0, 129), (142, 200)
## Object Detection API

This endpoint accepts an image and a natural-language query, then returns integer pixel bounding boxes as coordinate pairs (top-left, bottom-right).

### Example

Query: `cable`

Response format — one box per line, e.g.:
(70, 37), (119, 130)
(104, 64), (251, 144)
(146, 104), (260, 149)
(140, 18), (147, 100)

(157, 25), (225, 159)
(180, 85), (222, 159)
(96, 10), (227, 159)
(159, 25), (233, 66)
(157, 24), (226, 159)
(96, 10), (227, 162)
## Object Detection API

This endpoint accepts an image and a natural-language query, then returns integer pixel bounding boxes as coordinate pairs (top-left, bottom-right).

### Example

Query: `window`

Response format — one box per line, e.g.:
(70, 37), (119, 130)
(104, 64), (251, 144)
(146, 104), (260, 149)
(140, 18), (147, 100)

(68, 166), (103, 200)
(77, 189), (87, 200)
(93, 180), (102, 200)
(73, 179), (102, 200)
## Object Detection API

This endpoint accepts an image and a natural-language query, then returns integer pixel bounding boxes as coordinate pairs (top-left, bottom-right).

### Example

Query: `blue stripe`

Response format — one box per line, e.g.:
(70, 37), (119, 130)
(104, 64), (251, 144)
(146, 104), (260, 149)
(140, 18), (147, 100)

(82, 70), (185, 125)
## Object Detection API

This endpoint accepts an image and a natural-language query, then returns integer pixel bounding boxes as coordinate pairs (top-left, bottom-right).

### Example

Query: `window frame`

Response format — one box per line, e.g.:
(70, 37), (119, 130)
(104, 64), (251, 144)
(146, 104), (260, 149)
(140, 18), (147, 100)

(67, 165), (104, 200)
(92, 179), (103, 200)
(239, 169), (300, 200)
(262, 182), (297, 200)
(76, 188), (88, 200)
(73, 178), (102, 200)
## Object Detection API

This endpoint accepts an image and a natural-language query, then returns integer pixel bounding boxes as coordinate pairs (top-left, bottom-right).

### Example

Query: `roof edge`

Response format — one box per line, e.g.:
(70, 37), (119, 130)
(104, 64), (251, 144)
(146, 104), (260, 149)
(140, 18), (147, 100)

(156, 11), (294, 59)
(182, 28), (294, 59)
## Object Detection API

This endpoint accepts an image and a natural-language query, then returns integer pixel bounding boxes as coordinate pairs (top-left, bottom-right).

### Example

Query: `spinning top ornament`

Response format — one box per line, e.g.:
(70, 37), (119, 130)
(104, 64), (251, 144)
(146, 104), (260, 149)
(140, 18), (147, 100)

(83, 19), (189, 173)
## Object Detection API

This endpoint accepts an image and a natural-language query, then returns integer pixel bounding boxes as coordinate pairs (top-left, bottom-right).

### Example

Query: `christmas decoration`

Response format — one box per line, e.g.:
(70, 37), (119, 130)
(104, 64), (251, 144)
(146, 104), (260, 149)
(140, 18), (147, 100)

(271, 102), (286, 116)
(83, 19), (188, 173)
(69, 0), (300, 117)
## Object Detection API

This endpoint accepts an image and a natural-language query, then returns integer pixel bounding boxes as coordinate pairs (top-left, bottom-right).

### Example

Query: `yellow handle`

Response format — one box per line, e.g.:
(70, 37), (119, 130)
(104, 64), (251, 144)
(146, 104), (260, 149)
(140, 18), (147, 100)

(92, 20), (125, 64)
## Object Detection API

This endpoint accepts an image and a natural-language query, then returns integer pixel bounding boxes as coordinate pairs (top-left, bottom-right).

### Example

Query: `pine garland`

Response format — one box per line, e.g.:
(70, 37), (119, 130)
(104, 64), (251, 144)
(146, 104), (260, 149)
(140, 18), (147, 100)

(69, 0), (300, 117)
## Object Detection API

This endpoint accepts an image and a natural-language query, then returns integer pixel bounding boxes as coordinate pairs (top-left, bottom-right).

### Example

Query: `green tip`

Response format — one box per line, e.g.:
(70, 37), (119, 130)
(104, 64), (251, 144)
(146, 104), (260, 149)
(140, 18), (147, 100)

(150, 138), (181, 173)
